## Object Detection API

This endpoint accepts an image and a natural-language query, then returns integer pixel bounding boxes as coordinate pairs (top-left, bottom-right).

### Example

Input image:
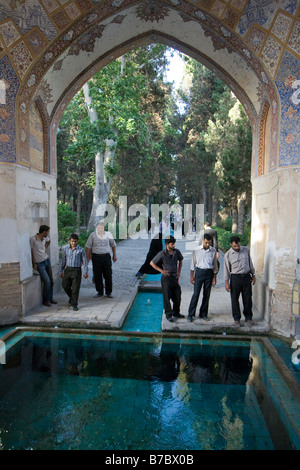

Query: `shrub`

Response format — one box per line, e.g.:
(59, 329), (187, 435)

(57, 203), (77, 229)
(214, 226), (250, 252)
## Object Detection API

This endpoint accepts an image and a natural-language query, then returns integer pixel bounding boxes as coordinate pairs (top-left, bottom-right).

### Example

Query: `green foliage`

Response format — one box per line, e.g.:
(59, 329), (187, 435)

(214, 226), (250, 252)
(57, 203), (77, 229)
(57, 47), (252, 233)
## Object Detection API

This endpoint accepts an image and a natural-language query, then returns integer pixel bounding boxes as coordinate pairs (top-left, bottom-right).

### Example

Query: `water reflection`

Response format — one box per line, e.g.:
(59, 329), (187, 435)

(1, 335), (274, 450)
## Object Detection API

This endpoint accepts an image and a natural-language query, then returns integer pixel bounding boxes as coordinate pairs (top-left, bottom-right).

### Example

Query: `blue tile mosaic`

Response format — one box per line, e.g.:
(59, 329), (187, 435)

(237, 0), (299, 35)
(275, 51), (300, 167)
(0, 55), (19, 163)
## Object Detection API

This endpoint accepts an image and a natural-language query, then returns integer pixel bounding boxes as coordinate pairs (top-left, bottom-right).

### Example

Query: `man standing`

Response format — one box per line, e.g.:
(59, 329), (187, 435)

(150, 236), (184, 323)
(187, 233), (218, 322)
(59, 233), (88, 311)
(85, 221), (117, 298)
(198, 222), (219, 258)
(224, 235), (256, 326)
(30, 224), (57, 307)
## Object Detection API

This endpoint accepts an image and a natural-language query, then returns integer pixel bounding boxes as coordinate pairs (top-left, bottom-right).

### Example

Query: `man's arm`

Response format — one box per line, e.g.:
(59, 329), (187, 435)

(150, 260), (170, 277)
(85, 247), (92, 263)
(177, 260), (182, 279)
(58, 249), (66, 278)
(224, 252), (231, 292)
(112, 246), (117, 263)
(31, 249), (37, 271)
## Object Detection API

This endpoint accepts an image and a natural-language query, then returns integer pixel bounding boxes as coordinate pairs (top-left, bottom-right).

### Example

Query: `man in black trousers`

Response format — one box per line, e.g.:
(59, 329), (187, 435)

(187, 233), (218, 322)
(224, 235), (256, 327)
(150, 236), (184, 323)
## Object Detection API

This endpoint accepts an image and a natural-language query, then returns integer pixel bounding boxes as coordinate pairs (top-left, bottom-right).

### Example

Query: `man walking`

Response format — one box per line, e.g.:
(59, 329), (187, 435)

(150, 236), (184, 323)
(30, 224), (57, 307)
(59, 233), (88, 311)
(224, 235), (256, 326)
(198, 222), (219, 258)
(187, 233), (218, 322)
(85, 221), (117, 298)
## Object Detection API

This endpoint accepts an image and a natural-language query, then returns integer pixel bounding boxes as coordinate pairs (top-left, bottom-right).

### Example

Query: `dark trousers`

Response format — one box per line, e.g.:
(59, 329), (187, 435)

(188, 268), (214, 318)
(62, 267), (82, 307)
(92, 253), (112, 295)
(230, 273), (253, 321)
(161, 275), (181, 318)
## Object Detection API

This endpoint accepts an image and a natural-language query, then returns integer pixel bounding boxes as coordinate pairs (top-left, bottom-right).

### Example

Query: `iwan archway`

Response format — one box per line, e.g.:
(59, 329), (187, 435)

(0, 0), (299, 338)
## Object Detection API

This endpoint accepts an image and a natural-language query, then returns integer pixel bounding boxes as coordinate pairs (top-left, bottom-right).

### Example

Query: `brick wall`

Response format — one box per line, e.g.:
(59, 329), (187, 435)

(0, 262), (22, 323)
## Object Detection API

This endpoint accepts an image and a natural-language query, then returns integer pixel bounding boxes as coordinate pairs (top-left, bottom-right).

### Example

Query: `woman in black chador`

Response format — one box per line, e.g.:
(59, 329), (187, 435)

(136, 233), (163, 278)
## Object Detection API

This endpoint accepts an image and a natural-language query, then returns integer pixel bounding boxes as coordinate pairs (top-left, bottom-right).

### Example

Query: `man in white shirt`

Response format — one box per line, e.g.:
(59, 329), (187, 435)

(85, 221), (117, 298)
(30, 225), (57, 307)
(187, 233), (218, 322)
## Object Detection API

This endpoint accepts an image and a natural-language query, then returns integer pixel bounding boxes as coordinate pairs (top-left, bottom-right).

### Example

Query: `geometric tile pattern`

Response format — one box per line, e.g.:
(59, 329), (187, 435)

(275, 51), (300, 167)
(0, 54), (19, 162)
(0, 0), (299, 170)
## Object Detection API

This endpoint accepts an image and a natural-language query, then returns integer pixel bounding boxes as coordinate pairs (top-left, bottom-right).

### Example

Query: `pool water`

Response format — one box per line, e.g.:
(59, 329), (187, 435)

(1, 290), (300, 450)
(122, 291), (163, 333)
(0, 331), (299, 450)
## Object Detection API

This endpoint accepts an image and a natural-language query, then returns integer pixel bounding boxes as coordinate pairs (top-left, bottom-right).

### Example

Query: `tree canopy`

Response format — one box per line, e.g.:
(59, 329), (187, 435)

(57, 45), (252, 239)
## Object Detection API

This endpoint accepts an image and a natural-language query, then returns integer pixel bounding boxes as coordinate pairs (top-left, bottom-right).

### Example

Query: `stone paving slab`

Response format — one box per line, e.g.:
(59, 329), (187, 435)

(21, 232), (269, 335)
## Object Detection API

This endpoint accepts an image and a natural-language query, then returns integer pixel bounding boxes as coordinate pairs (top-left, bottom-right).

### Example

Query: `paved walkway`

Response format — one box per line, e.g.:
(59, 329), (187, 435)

(21, 233), (269, 335)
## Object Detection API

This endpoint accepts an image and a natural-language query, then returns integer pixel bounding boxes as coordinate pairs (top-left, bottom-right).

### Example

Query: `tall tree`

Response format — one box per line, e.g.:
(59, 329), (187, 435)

(175, 61), (227, 222)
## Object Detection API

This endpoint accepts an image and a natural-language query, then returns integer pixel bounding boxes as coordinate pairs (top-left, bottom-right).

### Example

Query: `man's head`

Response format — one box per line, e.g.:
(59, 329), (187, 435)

(69, 233), (79, 248)
(203, 233), (212, 250)
(96, 221), (105, 234)
(165, 235), (176, 251)
(230, 235), (241, 252)
(39, 225), (50, 238)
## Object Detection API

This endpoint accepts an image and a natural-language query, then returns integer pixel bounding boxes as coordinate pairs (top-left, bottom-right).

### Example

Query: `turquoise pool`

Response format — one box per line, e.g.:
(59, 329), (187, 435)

(1, 289), (300, 450)
(0, 330), (299, 450)
(122, 291), (163, 333)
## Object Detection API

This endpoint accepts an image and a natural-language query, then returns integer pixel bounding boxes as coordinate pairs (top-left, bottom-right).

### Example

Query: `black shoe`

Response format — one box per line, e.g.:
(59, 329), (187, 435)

(173, 313), (184, 318)
(106, 294), (113, 298)
(187, 316), (193, 322)
(73, 306), (78, 311)
(93, 293), (103, 298)
(166, 316), (174, 323)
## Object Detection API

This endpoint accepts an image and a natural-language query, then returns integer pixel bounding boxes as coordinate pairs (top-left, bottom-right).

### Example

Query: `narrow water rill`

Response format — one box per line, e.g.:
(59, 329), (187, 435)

(0, 285), (300, 450)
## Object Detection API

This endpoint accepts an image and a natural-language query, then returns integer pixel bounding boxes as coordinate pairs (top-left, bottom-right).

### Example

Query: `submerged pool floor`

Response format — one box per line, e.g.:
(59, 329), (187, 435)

(0, 333), (276, 450)
(122, 291), (163, 333)
(0, 287), (300, 450)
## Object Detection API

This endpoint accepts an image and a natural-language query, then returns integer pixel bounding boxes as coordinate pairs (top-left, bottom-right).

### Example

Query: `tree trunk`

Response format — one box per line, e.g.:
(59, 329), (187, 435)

(231, 206), (238, 233)
(211, 196), (218, 226)
(237, 192), (246, 234)
(83, 83), (118, 232)
(76, 188), (81, 234)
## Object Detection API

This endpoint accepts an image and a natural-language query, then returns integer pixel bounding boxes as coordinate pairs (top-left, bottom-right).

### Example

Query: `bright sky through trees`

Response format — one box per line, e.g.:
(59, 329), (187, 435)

(164, 49), (185, 89)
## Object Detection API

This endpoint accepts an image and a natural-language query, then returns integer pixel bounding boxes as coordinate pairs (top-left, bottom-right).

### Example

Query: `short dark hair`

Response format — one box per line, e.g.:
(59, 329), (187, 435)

(230, 235), (240, 244)
(165, 235), (176, 245)
(69, 233), (79, 240)
(39, 225), (50, 233)
(203, 233), (212, 241)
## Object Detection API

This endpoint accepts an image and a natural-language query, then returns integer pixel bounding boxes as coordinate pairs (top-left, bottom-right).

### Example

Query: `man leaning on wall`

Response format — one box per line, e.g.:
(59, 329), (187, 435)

(30, 225), (57, 307)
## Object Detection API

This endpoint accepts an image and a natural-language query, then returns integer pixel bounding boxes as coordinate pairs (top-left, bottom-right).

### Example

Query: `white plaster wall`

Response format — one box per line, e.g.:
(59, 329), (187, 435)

(251, 167), (300, 336)
(0, 165), (59, 281)
(0, 164), (18, 263)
